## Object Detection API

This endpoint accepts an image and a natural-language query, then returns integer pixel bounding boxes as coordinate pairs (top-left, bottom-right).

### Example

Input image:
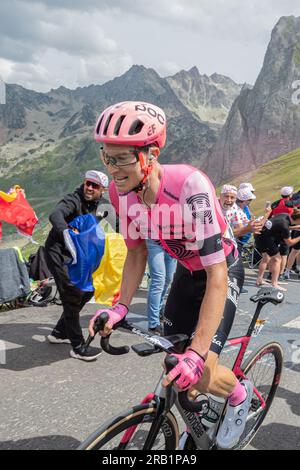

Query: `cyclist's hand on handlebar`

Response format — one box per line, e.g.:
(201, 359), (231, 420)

(88, 303), (128, 337)
(162, 349), (205, 391)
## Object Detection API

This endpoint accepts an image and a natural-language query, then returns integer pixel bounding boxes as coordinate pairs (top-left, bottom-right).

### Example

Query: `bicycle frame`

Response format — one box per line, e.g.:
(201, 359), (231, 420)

(119, 299), (271, 450)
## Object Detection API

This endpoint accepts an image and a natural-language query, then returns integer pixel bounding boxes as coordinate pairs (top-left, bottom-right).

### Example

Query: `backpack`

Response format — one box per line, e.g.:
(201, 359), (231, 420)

(28, 278), (62, 307)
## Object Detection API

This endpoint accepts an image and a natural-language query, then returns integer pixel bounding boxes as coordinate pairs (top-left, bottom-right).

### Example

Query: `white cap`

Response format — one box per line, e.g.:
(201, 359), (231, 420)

(281, 186), (293, 197)
(239, 182), (255, 192)
(85, 170), (109, 188)
(221, 184), (237, 194)
(237, 188), (256, 201)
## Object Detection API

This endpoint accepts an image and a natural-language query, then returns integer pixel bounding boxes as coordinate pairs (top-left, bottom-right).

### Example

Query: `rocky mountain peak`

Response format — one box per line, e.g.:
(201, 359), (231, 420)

(166, 67), (241, 125)
(188, 66), (201, 78)
(208, 15), (300, 183)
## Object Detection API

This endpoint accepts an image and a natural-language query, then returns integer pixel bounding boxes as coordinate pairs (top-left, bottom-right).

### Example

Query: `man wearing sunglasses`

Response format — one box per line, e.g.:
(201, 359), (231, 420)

(45, 170), (110, 361)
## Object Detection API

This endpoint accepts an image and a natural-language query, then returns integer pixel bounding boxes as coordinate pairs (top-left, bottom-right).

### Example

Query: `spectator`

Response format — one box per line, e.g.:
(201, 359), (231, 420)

(238, 183), (255, 247)
(269, 186), (294, 280)
(45, 170), (111, 361)
(146, 239), (177, 335)
(220, 186), (264, 254)
(255, 209), (300, 291)
(270, 186), (294, 217)
(219, 185), (263, 294)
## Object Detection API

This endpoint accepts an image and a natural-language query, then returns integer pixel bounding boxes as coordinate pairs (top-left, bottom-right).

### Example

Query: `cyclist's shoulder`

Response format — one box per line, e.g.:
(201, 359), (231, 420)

(162, 164), (214, 194)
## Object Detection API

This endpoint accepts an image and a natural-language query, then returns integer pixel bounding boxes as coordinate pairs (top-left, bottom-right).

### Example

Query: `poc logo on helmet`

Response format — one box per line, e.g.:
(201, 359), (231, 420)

(135, 104), (165, 125)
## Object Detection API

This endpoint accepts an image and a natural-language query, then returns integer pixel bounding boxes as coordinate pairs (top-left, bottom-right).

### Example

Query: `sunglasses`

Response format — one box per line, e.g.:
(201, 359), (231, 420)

(84, 180), (101, 190)
(101, 149), (139, 167)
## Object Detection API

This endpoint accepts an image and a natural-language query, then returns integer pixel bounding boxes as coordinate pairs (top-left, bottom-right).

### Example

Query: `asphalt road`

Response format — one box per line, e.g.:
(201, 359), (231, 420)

(0, 268), (299, 450)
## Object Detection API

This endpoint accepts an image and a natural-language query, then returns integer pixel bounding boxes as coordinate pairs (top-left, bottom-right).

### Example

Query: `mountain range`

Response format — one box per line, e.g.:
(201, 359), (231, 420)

(209, 16), (300, 182)
(1, 15), (300, 225)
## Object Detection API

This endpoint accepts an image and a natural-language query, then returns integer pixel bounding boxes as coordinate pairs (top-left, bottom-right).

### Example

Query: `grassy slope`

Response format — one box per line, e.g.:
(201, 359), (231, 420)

(224, 147), (300, 215)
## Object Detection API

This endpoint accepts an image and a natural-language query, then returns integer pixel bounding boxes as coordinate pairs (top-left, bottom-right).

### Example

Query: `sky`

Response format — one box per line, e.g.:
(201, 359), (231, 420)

(0, 0), (300, 92)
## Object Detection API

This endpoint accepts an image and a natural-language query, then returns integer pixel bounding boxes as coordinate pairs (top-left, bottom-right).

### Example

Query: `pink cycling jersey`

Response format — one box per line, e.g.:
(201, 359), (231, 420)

(109, 164), (236, 272)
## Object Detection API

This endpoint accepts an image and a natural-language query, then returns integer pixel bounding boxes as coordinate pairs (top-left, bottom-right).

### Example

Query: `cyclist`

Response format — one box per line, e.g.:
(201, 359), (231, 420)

(89, 101), (252, 449)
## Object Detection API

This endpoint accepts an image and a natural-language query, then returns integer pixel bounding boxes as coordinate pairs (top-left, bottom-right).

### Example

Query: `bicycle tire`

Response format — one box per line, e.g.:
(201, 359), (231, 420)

(233, 341), (283, 450)
(78, 403), (179, 450)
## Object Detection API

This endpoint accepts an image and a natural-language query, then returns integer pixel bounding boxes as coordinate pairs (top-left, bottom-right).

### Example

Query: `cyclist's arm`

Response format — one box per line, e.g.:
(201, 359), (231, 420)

(118, 241), (148, 307)
(190, 260), (227, 358)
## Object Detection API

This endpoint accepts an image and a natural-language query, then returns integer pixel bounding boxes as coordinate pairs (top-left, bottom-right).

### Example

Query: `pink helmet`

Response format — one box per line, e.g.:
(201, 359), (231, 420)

(94, 101), (167, 149)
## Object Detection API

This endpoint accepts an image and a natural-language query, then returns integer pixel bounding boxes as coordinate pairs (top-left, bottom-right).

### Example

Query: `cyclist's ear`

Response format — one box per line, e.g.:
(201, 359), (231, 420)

(149, 147), (160, 163)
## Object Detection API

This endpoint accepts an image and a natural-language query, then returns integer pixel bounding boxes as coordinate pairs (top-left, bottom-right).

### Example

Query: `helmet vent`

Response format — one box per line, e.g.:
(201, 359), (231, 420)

(95, 115), (104, 135)
(128, 119), (144, 136)
(103, 113), (114, 135)
(114, 115), (126, 135)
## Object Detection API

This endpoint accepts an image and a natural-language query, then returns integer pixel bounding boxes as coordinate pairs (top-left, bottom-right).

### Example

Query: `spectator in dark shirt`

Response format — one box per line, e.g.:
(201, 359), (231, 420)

(255, 209), (300, 291)
(45, 170), (113, 361)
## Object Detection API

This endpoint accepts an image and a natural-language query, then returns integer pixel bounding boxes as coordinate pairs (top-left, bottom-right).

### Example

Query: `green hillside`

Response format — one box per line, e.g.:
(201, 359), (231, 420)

(226, 147), (300, 215)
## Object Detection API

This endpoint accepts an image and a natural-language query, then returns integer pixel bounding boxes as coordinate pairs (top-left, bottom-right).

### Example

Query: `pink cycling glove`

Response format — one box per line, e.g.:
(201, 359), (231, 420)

(166, 349), (205, 391)
(91, 303), (128, 331)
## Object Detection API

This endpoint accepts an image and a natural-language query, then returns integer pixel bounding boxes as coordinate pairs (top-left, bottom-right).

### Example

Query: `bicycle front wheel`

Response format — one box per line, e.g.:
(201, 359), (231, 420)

(234, 341), (283, 449)
(78, 403), (179, 450)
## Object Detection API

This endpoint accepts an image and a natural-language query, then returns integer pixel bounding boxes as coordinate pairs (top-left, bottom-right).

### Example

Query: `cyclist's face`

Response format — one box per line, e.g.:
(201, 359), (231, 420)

(220, 192), (236, 210)
(101, 144), (144, 192)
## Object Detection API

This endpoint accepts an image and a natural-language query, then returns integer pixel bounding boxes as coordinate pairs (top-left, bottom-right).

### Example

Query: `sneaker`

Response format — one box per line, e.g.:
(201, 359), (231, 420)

(216, 380), (253, 449)
(70, 345), (102, 361)
(283, 271), (290, 280)
(278, 274), (285, 282)
(240, 287), (248, 294)
(148, 325), (163, 336)
(47, 334), (70, 344)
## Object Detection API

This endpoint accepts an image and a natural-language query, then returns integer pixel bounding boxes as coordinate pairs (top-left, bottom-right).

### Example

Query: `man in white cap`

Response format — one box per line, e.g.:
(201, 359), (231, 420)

(44, 169), (112, 361)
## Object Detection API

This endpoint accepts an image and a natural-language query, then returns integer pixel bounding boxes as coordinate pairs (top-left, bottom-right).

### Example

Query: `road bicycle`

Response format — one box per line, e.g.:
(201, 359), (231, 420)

(78, 286), (284, 451)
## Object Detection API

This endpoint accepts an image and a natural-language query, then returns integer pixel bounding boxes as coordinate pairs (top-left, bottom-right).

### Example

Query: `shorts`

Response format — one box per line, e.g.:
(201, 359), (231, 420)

(255, 232), (288, 257)
(163, 254), (245, 356)
(291, 231), (300, 251)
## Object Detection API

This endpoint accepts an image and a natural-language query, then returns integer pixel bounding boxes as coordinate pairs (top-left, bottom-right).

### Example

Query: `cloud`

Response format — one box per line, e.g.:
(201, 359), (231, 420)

(156, 61), (183, 77)
(0, 0), (133, 90)
(1, 1), (300, 91)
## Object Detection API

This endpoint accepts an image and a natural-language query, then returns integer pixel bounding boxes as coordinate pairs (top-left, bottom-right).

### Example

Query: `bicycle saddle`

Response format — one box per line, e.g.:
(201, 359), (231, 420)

(250, 287), (284, 305)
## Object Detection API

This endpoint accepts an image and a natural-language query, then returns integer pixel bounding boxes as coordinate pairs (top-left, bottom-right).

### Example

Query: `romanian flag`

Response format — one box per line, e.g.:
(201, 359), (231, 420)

(65, 214), (127, 306)
(0, 185), (38, 241)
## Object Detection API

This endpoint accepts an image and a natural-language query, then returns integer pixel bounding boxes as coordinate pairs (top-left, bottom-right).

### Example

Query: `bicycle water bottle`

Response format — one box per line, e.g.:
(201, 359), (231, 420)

(200, 394), (225, 428)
